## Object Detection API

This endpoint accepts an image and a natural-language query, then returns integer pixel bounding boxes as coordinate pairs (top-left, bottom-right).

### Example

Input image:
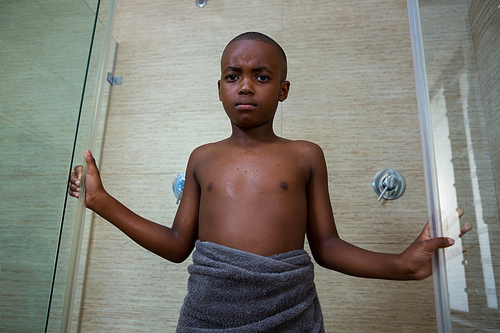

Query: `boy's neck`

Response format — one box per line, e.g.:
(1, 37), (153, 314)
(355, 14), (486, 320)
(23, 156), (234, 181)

(228, 122), (280, 146)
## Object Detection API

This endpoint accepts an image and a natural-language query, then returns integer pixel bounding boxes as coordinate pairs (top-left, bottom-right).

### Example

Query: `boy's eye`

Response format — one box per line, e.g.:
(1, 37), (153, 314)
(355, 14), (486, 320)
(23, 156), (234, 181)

(225, 74), (238, 81)
(256, 75), (270, 82)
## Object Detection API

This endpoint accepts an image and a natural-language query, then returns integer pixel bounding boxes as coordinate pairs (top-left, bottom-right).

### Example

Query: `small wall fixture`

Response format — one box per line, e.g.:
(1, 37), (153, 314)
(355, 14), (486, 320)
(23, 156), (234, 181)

(172, 172), (185, 204)
(195, 0), (207, 8)
(373, 169), (406, 201)
(107, 72), (122, 85)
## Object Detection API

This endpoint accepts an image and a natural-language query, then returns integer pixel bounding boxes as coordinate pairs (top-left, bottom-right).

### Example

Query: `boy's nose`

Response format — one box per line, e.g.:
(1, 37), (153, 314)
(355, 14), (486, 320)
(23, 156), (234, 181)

(238, 78), (254, 94)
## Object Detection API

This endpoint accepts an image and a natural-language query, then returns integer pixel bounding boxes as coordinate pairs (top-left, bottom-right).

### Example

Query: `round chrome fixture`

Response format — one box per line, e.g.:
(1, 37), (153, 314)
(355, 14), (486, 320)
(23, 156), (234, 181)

(196, 0), (207, 8)
(373, 169), (406, 201)
(172, 172), (185, 204)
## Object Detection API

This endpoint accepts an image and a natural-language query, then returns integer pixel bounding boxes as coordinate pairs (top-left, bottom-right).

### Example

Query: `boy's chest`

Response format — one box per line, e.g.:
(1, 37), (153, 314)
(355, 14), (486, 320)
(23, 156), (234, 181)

(196, 149), (309, 194)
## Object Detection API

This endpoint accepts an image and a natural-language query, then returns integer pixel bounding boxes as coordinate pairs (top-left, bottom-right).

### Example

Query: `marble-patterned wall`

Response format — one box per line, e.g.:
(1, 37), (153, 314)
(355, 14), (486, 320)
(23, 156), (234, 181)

(79, 1), (439, 332)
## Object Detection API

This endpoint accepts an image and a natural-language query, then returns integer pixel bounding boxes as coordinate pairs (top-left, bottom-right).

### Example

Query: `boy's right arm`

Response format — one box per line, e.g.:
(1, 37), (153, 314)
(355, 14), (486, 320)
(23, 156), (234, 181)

(68, 150), (199, 263)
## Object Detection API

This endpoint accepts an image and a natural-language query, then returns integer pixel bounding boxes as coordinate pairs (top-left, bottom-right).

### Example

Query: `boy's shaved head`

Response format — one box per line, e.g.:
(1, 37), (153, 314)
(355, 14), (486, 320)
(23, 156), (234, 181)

(223, 32), (288, 80)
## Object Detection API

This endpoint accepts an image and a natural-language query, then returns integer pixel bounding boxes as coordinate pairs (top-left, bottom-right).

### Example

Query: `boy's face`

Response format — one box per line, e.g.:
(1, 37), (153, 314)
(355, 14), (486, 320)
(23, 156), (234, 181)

(218, 40), (290, 129)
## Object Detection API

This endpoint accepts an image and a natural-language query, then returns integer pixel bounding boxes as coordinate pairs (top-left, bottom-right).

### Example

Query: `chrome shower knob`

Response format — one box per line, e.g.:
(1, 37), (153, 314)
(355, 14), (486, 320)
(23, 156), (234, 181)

(195, 0), (207, 7)
(373, 169), (406, 201)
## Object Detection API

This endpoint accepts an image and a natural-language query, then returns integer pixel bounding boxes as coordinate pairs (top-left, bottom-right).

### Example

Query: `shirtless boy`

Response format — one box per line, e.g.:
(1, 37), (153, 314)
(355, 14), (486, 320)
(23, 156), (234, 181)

(69, 32), (471, 332)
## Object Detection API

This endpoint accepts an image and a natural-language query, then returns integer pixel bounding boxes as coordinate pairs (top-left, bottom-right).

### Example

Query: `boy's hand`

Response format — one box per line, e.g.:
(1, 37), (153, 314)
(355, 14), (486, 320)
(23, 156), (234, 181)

(400, 208), (472, 280)
(68, 150), (106, 210)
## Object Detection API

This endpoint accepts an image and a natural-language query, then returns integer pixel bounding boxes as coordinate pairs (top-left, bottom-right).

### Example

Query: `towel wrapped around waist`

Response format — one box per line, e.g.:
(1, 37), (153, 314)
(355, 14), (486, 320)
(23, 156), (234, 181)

(176, 241), (324, 332)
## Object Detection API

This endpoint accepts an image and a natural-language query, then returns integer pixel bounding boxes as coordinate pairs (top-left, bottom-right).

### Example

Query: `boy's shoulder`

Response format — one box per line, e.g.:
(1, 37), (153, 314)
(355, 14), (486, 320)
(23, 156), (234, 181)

(190, 139), (227, 156)
(283, 138), (323, 151)
(187, 139), (228, 166)
(277, 138), (325, 158)
(190, 138), (324, 161)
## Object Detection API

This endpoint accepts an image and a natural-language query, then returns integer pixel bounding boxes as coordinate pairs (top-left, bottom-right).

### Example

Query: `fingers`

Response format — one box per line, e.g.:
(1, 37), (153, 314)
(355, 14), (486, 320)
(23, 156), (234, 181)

(440, 208), (470, 262)
(70, 169), (81, 184)
(416, 221), (431, 241)
(441, 207), (470, 240)
(420, 208), (470, 244)
(426, 236), (455, 252)
(442, 208), (464, 233)
(420, 224), (471, 253)
(68, 150), (96, 199)
(446, 222), (473, 241)
(459, 222), (472, 237)
(84, 150), (100, 176)
(446, 242), (467, 260)
(73, 165), (83, 179)
(85, 150), (95, 167)
(68, 175), (81, 198)
(445, 244), (467, 262)
(69, 164), (83, 198)
(425, 218), (471, 251)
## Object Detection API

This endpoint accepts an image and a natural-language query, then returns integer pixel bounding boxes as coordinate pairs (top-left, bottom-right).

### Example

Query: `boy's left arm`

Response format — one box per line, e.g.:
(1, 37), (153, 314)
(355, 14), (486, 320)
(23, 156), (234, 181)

(304, 143), (472, 280)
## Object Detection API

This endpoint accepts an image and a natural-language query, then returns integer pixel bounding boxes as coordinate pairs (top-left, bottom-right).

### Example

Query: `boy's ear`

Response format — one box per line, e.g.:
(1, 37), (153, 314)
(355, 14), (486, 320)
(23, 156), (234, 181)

(218, 80), (221, 101)
(279, 81), (290, 102)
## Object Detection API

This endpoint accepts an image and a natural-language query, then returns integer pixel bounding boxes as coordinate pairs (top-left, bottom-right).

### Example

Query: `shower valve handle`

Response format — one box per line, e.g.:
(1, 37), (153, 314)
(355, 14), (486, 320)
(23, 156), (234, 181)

(373, 169), (406, 201)
(377, 185), (389, 201)
(377, 175), (397, 201)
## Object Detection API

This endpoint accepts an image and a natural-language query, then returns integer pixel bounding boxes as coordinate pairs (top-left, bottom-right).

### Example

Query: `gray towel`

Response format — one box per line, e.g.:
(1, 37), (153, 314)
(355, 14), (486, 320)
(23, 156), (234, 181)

(176, 241), (324, 332)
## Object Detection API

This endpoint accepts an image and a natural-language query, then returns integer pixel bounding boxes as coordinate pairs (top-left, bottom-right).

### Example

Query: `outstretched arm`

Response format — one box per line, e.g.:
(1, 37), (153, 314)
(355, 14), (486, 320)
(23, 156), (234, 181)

(304, 143), (472, 280)
(68, 150), (199, 263)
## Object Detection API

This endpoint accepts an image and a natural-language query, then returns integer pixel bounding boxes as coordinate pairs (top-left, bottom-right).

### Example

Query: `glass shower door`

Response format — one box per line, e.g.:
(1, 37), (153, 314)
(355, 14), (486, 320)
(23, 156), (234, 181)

(0, 1), (114, 332)
(410, 0), (500, 331)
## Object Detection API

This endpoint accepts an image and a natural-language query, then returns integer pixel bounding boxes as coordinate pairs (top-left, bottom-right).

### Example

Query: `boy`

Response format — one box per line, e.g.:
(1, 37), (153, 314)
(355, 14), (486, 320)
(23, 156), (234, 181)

(69, 32), (471, 332)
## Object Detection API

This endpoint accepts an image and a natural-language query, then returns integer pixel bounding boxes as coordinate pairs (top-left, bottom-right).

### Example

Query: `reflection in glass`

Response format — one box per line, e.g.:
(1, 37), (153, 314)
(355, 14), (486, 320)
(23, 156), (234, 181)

(421, 0), (500, 330)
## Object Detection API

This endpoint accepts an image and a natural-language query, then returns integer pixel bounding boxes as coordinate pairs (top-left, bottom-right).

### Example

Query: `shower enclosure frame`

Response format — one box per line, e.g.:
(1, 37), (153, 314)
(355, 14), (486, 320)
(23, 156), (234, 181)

(51, 0), (118, 332)
(60, 1), (453, 331)
(51, 0), (498, 331)
(408, 0), (462, 331)
(407, 0), (451, 331)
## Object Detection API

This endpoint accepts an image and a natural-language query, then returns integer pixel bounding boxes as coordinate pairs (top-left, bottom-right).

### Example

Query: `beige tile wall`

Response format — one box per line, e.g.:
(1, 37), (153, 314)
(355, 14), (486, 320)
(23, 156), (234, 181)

(80, 1), (440, 332)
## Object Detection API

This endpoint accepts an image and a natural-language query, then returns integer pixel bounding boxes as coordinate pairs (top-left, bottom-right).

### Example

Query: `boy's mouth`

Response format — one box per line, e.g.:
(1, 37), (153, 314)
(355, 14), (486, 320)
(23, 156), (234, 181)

(235, 100), (257, 110)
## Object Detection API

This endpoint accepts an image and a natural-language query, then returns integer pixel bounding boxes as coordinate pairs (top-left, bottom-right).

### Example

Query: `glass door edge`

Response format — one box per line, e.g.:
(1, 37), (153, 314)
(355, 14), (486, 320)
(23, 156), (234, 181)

(406, 0), (452, 332)
(59, 0), (117, 332)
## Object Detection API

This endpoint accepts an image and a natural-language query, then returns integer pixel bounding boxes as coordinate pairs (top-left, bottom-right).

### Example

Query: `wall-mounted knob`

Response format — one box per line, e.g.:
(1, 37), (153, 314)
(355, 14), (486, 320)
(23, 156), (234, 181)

(172, 172), (185, 204)
(373, 169), (405, 201)
(195, 0), (207, 7)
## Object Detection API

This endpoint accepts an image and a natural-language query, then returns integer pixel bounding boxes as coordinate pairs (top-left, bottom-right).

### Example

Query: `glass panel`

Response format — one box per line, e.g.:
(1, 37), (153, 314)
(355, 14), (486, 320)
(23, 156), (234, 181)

(45, 0), (116, 331)
(419, 0), (500, 330)
(0, 0), (114, 332)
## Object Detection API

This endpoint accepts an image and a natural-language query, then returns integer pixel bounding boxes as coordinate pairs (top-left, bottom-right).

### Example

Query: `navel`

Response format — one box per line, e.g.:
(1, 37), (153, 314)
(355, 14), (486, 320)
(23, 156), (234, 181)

(207, 182), (213, 191)
(280, 182), (289, 190)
